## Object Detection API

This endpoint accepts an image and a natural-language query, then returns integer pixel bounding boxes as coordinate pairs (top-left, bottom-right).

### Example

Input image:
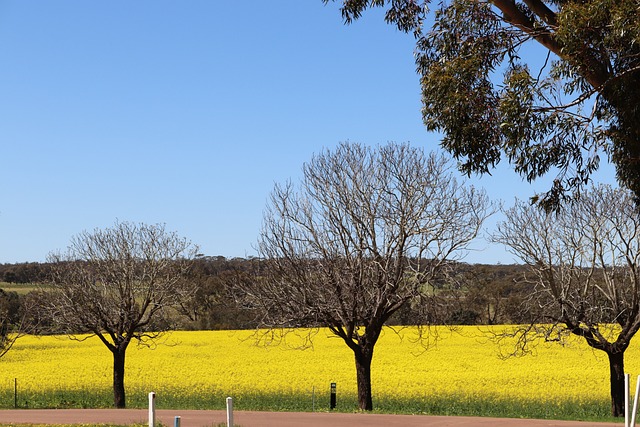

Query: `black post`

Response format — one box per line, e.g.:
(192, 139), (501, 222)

(330, 382), (336, 410)
(14, 378), (17, 408)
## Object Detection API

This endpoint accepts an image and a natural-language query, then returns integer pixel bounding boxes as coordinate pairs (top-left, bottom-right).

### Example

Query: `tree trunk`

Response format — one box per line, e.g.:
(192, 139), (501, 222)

(354, 346), (374, 411)
(608, 351), (625, 418)
(112, 348), (127, 409)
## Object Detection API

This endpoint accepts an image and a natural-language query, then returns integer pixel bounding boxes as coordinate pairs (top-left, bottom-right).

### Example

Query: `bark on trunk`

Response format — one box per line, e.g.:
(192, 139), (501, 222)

(354, 347), (374, 411)
(608, 351), (625, 418)
(113, 349), (127, 409)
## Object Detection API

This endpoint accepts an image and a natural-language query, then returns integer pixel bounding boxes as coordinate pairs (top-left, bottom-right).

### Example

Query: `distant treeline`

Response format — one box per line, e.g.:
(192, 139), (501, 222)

(0, 262), (50, 284)
(0, 257), (532, 330)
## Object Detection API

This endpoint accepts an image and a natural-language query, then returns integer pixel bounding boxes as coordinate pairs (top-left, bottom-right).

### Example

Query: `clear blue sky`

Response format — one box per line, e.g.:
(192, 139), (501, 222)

(0, 1), (617, 265)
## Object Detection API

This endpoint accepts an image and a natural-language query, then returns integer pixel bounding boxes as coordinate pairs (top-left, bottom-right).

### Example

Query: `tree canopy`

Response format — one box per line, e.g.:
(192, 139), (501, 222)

(238, 142), (492, 410)
(46, 221), (198, 408)
(493, 184), (640, 417)
(326, 0), (640, 209)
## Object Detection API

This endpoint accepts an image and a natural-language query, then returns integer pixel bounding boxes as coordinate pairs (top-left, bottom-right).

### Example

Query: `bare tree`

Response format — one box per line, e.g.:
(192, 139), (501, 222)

(493, 184), (640, 417)
(238, 142), (493, 411)
(46, 221), (198, 408)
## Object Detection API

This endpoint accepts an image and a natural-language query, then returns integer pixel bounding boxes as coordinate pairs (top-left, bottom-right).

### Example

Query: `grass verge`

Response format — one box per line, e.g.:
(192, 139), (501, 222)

(0, 389), (620, 423)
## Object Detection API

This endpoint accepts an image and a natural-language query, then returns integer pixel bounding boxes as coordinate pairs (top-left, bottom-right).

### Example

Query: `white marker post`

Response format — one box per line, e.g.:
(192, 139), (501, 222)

(148, 392), (156, 427)
(626, 375), (631, 427)
(632, 376), (640, 427)
(226, 397), (234, 427)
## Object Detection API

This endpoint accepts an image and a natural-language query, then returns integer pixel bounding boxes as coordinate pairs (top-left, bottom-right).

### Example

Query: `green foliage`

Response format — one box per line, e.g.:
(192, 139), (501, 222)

(326, 0), (640, 209)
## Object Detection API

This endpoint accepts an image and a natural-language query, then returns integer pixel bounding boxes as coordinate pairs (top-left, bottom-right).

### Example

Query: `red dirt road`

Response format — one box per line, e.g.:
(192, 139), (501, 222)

(0, 409), (621, 427)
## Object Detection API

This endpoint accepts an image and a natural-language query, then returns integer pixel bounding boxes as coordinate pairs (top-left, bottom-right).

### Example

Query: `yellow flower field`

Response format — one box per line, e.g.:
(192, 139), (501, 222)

(0, 326), (637, 418)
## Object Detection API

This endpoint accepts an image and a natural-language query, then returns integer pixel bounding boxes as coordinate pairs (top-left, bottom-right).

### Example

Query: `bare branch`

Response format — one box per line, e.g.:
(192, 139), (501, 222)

(45, 221), (198, 408)
(237, 142), (493, 411)
(493, 184), (640, 416)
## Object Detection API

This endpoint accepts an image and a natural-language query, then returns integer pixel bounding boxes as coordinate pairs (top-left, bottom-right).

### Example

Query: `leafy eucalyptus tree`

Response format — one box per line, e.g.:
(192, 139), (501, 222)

(46, 221), (198, 408)
(493, 184), (640, 417)
(324, 0), (640, 210)
(238, 142), (492, 411)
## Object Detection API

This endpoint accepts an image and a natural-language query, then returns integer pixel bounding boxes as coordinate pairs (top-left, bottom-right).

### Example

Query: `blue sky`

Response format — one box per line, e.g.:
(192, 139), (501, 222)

(0, 1), (617, 265)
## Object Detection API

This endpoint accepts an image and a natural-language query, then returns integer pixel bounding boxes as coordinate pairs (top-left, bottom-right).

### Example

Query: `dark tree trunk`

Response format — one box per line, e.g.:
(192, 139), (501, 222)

(112, 348), (127, 409)
(354, 346), (374, 411)
(608, 351), (625, 418)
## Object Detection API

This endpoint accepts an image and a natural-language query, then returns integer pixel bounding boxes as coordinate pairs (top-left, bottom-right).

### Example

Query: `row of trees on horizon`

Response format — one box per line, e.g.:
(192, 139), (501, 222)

(0, 143), (639, 418)
(0, 257), (532, 329)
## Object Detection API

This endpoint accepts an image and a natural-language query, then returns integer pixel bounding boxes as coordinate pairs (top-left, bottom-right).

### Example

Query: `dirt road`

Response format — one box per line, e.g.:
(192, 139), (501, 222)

(0, 409), (621, 426)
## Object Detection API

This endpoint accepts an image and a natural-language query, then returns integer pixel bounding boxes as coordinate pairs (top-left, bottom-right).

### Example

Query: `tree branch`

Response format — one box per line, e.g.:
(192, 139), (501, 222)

(522, 0), (557, 28)
(490, 0), (561, 55)
(490, 0), (610, 89)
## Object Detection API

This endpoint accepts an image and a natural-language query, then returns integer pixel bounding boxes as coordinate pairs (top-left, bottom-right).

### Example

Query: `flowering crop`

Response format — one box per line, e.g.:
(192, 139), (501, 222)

(0, 326), (636, 418)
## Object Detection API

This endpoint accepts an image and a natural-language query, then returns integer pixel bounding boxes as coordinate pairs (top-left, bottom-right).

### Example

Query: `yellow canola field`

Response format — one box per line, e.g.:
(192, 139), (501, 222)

(0, 326), (638, 409)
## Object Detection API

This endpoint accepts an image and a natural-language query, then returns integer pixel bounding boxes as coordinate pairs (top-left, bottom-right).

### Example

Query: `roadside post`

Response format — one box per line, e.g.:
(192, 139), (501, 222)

(148, 392), (156, 427)
(226, 396), (234, 427)
(330, 382), (336, 410)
